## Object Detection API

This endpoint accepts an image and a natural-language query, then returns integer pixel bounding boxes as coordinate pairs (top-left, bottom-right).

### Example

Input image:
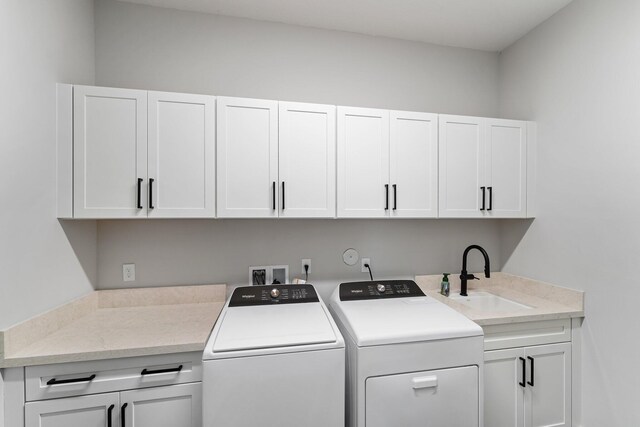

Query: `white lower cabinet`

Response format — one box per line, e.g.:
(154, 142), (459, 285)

(525, 343), (572, 427)
(23, 353), (202, 427)
(26, 393), (119, 427)
(484, 348), (525, 427)
(484, 342), (571, 427)
(25, 384), (201, 427)
(122, 383), (202, 427)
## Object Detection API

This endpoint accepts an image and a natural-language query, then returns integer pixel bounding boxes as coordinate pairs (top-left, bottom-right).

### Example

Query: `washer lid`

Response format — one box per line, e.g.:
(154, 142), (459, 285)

(332, 297), (483, 346)
(212, 303), (337, 353)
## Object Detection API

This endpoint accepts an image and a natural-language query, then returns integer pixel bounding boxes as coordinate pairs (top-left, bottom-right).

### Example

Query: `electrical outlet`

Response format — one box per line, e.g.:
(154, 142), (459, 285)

(361, 258), (371, 273)
(123, 263), (135, 282)
(301, 259), (311, 275)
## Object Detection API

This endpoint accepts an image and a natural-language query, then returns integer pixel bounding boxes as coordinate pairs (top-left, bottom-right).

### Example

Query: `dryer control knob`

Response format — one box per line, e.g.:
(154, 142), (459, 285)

(376, 284), (386, 293)
(270, 288), (281, 298)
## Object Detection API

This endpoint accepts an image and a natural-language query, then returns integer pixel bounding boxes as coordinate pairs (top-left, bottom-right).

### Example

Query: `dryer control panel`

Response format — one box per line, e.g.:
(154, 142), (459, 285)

(339, 280), (425, 301)
(229, 284), (320, 307)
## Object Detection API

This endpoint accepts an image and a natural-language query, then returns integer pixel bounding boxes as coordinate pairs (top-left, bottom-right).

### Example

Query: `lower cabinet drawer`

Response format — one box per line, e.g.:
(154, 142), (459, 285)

(482, 319), (571, 351)
(25, 352), (202, 401)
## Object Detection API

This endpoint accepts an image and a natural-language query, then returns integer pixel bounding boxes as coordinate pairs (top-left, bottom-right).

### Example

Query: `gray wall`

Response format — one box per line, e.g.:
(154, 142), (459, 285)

(95, 0), (499, 115)
(0, 0), (96, 330)
(94, 0), (504, 292)
(98, 219), (502, 297)
(498, 0), (640, 424)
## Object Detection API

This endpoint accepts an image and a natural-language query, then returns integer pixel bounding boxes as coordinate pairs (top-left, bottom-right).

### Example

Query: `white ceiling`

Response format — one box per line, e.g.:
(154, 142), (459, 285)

(119, 0), (573, 51)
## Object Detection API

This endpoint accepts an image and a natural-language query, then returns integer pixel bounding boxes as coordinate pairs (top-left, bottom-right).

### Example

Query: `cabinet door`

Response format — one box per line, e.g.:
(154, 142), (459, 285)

(148, 92), (215, 218)
(121, 383), (202, 427)
(366, 366), (478, 427)
(486, 119), (527, 218)
(279, 102), (336, 218)
(217, 97), (278, 218)
(25, 392), (119, 427)
(389, 111), (438, 218)
(438, 115), (485, 218)
(525, 343), (571, 427)
(484, 348), (525, 427)
(337, 107), (390, 218)
(74, 86), (147, 218)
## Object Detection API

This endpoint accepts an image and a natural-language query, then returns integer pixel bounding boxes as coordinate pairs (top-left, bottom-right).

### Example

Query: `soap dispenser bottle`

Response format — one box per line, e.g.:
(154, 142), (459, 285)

(440, 273), (450, 297)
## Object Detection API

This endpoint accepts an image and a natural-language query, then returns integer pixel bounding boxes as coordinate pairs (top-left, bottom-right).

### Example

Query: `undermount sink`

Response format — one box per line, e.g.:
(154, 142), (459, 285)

(449, 291), (533, 312)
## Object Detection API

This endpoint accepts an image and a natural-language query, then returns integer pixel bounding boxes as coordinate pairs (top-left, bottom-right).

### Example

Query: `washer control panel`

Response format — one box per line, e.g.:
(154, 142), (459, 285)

(339, 280), (425, 301)
(229, 284), (319, 307)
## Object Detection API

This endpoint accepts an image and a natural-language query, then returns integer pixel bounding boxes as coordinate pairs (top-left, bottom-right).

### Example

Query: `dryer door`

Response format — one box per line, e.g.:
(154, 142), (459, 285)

(366, 365), (478, 427)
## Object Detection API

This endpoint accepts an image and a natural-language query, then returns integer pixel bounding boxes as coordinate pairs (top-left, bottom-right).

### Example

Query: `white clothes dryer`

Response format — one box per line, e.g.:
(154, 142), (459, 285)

(329, 280), (484, 427)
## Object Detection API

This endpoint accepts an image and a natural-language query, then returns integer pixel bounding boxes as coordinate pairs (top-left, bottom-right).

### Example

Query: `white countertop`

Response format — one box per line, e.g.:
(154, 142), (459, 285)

(0, 285), (226, 368)
(415, 273), (584, 326)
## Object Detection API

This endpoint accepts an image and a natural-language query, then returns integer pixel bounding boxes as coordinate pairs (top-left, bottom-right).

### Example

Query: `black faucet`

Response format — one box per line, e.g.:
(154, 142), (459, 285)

(460, 245), (491, 296)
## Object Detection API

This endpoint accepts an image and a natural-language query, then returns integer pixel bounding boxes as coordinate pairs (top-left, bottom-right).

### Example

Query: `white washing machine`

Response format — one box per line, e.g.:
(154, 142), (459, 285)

(329, 280), (484, 427)
(203, 284), (345, 427)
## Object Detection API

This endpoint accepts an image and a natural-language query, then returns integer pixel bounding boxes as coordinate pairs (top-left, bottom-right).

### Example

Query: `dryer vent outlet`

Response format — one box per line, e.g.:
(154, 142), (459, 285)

(249, 265), (289, 285)
(251, 268), (267, 285)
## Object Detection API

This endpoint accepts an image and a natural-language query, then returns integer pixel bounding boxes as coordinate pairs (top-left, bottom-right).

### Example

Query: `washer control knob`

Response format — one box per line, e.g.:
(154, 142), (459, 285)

(270, 288), (281, 298)
(376, 284), (386, 293)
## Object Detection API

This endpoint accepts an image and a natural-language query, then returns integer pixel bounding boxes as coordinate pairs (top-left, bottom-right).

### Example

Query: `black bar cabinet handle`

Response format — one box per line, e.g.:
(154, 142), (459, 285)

(393, 184), (397, 210)
(137, 178), (143, 209)
(47, 374), (96, 386)
(488, 186), (493, 211)
(149, 178), (154, 209)
(141, 365), (183, 376)
(121, 403), (128, 427)
(107, 404), (114, 427)
(385, 184), (389, 210)
(282, 182), (285, 210)
(480, 187), (486, 211)
(527, 356), (534, 386)
(519, 357), (526, 387)
(272, 182), (276, 210)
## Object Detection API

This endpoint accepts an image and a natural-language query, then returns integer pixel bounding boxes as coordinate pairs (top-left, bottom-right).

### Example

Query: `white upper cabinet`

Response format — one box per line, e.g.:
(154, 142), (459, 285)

(438, 115), (485, 218)
(279, 102), (336, 218)
(66, 85), (216, 219)
(389, 111), (438, 218)
(216, 97), (279, 218)
(338, 108), (439, 219)
(73, 86), (148, 218)
(439, 115), (529, 218)
(486, 119), (527, 218)
(148, 92), (215, 218)
(337, 107), (390, 218)
(59, 84), (535, 221)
